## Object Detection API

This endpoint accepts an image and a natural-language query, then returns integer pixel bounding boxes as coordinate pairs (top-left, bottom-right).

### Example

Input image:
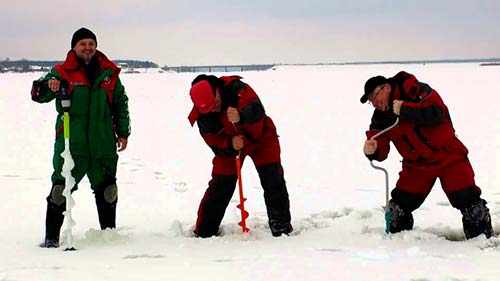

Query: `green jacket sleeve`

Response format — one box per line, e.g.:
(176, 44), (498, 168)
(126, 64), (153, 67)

(112, 78), (131, 138)
(31, 69), (61, 103)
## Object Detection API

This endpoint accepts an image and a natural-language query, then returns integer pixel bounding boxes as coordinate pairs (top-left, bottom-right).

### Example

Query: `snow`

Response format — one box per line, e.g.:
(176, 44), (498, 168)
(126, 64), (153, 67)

(0, 64), (499, 281)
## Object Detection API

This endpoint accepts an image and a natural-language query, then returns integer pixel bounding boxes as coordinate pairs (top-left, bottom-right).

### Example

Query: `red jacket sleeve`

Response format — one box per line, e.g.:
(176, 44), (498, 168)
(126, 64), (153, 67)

(197, 113), (238, 156)
(234, 83), (266, 145)
(397, 72), (446, 126)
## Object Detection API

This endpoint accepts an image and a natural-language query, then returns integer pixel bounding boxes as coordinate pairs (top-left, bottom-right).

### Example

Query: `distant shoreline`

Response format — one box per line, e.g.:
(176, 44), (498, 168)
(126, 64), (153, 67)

(2, 58), (499, 73)
(285, 57), (500, 66)
(2, 57), (500, 67)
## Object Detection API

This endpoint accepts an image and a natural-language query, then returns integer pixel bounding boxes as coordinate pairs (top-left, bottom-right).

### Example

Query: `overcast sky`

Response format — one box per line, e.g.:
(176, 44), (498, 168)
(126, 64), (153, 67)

(2, 0), (500, 66)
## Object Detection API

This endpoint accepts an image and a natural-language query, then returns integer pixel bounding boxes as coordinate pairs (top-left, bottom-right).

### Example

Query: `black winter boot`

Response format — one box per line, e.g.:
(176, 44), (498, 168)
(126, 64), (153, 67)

(461, 199), (494, 239)
(269, 220), (293, 237)
(41, 185), (66, 248)
(256, 163), (293, 237)
(385, 199), (414, 234)
(95, 183), (118, 230)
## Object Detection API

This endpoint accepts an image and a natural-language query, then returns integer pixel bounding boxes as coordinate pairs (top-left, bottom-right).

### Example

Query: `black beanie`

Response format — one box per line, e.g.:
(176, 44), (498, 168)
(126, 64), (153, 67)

(360, 75), (387, 103)
(71, 27), (97, 48)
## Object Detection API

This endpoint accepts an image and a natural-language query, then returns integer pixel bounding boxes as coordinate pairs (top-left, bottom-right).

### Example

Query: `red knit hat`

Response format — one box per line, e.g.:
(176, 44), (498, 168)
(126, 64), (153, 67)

(190, 80), (216, 113)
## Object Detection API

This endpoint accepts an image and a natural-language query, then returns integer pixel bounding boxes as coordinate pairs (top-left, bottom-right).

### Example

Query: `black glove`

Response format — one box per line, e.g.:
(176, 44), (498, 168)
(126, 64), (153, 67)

(31, 80), (47, 101)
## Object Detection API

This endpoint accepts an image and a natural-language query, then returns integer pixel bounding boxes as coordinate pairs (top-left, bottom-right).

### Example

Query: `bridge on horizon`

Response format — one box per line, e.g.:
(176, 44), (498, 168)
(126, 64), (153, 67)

(162, 64), (275, 73)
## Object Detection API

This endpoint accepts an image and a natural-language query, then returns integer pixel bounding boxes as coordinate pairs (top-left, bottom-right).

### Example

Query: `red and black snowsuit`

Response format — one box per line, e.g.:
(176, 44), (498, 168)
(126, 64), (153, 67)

(188, 76), (292, 237)
(365, 71), (482, 211)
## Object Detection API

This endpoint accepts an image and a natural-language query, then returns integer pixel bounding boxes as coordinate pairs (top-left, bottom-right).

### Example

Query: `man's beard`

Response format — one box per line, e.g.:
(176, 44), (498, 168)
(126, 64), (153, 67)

(78, 52), (95, 65)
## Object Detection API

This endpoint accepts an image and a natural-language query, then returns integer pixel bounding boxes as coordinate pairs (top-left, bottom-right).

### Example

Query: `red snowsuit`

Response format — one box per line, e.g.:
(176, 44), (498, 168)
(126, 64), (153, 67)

(188, 76), (292, 237)
(365, 71), (482, 211)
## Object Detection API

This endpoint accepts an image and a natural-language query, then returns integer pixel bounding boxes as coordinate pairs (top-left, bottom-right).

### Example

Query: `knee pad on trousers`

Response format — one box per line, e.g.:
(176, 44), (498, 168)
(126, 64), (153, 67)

(461, 199), (494, 239)
(385, 200), (414, 234)
(49, 184), (66, 206)
(103, 184), (118, 204)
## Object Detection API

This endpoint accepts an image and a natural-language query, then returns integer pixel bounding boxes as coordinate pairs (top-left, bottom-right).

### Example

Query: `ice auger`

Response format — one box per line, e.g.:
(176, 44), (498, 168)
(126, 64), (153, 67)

(367, 117), (400, 234)
(59, 85), (77, 251)
(235, 153), (250, 233)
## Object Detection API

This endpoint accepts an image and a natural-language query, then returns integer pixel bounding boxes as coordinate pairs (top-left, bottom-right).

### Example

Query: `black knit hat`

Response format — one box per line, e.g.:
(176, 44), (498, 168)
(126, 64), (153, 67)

(360, 75), (387, 103)
(71, 27), (97, 48)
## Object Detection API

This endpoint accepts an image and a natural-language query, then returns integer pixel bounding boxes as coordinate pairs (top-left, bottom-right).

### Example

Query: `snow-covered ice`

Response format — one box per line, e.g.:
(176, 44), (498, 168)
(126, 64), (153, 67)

(0, 63), (499, 281)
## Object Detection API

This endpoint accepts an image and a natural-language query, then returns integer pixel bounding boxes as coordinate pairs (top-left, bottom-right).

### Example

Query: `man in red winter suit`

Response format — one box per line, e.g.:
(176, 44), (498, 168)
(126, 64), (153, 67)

(361, 71), (494, 239)
(188, 74), (292, 237)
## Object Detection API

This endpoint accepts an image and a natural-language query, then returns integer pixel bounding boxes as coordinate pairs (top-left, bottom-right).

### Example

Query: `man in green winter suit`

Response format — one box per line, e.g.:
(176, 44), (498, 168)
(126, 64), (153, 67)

(31, 28), (131, 248)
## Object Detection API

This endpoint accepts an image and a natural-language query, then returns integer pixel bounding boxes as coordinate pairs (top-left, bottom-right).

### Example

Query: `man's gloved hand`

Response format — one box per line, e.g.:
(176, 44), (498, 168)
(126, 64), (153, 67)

(232, 135), (244, 150)
(393, 100), (403, 115)
(227, 107), (240, 123)
(48, 78), (61, 93)
(31, 80), (42, 99)
(363, 139), (378, 155)
(117, 137), (128, 152)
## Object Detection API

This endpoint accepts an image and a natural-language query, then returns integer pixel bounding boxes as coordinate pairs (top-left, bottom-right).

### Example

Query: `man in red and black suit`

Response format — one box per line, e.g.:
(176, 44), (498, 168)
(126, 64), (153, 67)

(188, 74), (292, 237)
(361, 71), (494, 239)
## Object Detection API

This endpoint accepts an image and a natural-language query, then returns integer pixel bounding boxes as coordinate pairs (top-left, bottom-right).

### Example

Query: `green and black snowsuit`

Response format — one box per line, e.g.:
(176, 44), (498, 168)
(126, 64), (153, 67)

(32, 50), (130, 240)
(32, 50), (130, 189)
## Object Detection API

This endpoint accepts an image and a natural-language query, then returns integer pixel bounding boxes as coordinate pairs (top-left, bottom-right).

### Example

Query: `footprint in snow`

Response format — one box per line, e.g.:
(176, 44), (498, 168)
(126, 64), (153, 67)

(213, 258), (233, 263)
(315, 248), (343, 253)
(123, 254), (165, 259)
(173, 182), (188, 192)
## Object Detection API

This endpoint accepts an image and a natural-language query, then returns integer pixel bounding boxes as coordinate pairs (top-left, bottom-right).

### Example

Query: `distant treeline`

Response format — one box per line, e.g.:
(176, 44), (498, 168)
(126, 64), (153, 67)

(0, 59), (159, 73)
(2, 57), (500, 73)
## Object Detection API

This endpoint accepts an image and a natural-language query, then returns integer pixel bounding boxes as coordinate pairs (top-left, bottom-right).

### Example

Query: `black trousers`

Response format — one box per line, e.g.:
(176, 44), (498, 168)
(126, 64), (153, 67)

(194, 163), (291, 237)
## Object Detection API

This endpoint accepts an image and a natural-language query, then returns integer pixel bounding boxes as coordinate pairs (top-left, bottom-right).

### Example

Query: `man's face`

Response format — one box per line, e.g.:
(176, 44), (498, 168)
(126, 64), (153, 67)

(368, 83), (391, 111)
(73, 38), (96, 64)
